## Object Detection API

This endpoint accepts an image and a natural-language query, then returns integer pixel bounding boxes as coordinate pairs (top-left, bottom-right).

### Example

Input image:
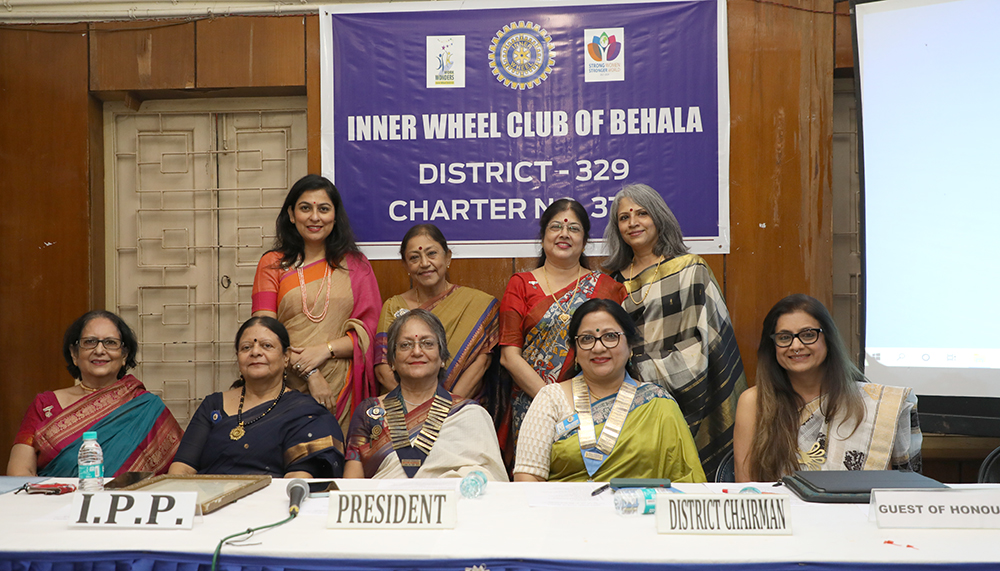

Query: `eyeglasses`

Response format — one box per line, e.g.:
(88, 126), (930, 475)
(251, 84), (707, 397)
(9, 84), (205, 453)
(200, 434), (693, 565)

(77, 337), (123, 351)
(575, 331), (624, 350)
(770, 328), (823, 348)
(396, 339), (438, 352)
(546, 222), (583, 234)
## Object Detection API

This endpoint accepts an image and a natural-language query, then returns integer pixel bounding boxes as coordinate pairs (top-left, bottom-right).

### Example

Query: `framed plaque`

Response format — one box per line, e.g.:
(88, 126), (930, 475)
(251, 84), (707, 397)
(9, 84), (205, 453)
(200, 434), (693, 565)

(121, 474), (271, 514)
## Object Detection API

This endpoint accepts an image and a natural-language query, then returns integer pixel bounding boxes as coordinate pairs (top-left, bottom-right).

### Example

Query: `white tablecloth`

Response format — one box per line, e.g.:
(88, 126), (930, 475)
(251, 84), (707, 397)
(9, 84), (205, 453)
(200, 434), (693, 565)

(1, 479), (998, 569)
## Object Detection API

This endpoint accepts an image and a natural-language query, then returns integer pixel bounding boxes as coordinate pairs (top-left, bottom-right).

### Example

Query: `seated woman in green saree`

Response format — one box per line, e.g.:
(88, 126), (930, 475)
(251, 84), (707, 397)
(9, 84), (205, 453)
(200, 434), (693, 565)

(513, 299), (705, 483)
(8, 310), (182, 477)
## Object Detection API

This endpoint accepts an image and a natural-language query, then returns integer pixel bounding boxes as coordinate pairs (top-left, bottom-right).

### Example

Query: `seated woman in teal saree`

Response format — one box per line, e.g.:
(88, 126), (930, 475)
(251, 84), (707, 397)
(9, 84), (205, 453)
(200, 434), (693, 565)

(8, 311), (182, 477)
(514, 299), (705, 482)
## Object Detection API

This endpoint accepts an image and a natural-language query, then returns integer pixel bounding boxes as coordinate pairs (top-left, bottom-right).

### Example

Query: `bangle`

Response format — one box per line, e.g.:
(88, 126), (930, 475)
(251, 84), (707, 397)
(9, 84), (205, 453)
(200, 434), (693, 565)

(304, 368), (319, 379)
(327, 341), (336, 358)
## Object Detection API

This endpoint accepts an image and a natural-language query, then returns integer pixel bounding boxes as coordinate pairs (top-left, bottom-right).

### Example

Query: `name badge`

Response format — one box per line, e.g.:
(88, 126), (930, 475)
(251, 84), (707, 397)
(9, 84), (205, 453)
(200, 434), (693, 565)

(71, 491), (198, 529)
(327, 491), (457, 529)
(656, 493), (792, 535)
(871, 489), (1000, 529)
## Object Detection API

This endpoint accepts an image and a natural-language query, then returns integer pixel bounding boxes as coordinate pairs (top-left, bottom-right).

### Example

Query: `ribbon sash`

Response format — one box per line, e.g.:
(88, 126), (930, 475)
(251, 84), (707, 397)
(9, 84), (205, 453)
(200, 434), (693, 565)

(572, 375), (638, 478)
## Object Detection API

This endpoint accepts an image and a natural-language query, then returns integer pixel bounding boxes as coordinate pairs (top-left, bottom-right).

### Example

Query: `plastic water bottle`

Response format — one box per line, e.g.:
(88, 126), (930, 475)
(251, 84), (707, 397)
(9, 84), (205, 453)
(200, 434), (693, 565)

(614, 488), (659, 515)
(78, 431), (105, 492)
(460, 470), (488, 499)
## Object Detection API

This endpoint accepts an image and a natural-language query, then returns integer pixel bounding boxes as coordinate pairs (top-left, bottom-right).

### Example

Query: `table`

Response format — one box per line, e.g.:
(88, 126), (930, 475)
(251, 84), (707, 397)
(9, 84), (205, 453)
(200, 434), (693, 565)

(1, 479), (998, 571)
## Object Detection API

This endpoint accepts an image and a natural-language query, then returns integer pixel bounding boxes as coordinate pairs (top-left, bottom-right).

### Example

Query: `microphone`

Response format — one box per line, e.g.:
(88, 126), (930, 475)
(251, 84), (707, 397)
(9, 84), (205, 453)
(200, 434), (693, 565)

(286, 479), (309, 516)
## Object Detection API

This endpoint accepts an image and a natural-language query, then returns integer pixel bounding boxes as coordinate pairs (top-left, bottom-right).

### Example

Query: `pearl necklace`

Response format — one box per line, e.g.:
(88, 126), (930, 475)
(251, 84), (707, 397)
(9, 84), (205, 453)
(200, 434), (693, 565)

(297, 261), (333, 323)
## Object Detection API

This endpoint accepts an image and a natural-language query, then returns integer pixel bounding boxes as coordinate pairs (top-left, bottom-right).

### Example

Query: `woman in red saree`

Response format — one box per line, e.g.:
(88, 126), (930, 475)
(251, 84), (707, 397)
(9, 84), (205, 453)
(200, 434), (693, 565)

(7, 311), (182, 477)
(497, 199), (626, 466)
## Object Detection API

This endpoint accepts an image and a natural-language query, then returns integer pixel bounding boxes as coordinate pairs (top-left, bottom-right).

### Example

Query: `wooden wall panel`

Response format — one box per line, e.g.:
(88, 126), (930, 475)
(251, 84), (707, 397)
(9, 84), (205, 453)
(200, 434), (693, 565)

(90, 20), (195, 91)
(197, 16), (306, 88)
(726, 0), (835, 384)
(0, 25), (92, 472)
(306, 15), (322, 174)
(835, 2), (854, 70)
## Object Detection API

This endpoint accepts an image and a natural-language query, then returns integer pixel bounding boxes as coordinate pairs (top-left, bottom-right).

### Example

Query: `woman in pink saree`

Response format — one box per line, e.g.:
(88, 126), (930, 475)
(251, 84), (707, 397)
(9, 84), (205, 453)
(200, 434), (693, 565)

(252, 175), (380, 432)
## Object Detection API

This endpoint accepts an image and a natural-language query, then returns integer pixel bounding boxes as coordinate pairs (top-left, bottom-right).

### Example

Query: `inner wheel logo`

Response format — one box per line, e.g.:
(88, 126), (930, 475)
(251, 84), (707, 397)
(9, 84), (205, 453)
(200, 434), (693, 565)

(488, 21), (555, 90)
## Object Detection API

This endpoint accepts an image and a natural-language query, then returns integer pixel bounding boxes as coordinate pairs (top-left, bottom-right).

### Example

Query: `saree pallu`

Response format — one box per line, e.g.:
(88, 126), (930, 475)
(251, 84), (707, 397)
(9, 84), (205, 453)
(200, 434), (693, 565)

(514, 380), (705, 482)
(19, 376), (181, 477)
(172, 391), (345, 477)
(252, 251), (381, 432)
(797, 382), (922, 473)
(497, 271), (627, 461)
(615, 254), (747, 477)
(346, 386), (507, 481)
(375, 285), (499, 397)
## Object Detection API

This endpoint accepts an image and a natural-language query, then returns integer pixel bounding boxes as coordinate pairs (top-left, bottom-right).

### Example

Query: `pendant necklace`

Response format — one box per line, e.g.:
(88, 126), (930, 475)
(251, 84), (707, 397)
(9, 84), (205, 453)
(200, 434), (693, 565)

(543, 265), (584, 325)
(230, 381), (286, 441)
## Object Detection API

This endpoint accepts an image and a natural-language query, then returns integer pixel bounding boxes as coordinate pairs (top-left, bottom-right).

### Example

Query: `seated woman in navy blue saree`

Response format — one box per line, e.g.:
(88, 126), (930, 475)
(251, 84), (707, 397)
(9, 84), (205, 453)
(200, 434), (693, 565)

(170, 317), (344, 478)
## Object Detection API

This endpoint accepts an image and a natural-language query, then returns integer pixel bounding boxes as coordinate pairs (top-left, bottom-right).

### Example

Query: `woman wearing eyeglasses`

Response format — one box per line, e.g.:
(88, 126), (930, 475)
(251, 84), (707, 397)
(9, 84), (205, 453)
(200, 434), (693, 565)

(7, 311), (182, 477)
(344, 309), (507, 480)
(733, 294), (921, 482)
(602, 183), (746, 478)
(498, 199), (626, 465)
(514, 299), (704, 482)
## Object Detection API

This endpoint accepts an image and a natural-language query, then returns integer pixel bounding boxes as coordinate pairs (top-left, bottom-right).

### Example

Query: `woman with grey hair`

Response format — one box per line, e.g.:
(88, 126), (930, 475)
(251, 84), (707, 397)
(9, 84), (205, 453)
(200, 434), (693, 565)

(343, 309), (507, 480)
(602, 183), (747, 478)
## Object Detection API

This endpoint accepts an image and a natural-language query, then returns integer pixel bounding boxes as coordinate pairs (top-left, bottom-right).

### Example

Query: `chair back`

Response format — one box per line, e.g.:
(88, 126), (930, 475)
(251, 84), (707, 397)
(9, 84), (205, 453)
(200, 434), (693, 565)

(978, 445), (1000, 483)
(715, 449), (736, 482)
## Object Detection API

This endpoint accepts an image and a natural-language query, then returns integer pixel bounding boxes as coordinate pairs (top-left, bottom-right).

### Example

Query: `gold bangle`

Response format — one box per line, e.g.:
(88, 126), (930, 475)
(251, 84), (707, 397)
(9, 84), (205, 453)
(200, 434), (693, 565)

(327, 340), (336, 358)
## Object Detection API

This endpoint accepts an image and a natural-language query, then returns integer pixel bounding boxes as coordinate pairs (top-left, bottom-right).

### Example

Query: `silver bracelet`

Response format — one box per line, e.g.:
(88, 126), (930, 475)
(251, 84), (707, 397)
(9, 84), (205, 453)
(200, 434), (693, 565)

(304, 368), (319, 379)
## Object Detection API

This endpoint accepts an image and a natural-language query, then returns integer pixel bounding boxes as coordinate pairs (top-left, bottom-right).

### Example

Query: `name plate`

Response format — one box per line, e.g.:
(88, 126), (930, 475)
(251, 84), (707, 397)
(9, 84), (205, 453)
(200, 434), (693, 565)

(71, 491), (198, 529)
(656, 493), (792, 535)
(327, 491), (457, 529)
(871, 488), (1000, 529)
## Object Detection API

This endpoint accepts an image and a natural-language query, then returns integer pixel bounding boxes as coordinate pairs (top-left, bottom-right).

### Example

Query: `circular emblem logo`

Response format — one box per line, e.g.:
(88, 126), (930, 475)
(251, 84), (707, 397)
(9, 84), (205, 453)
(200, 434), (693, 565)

(367, 405), (386, 419)
(371, 425), (383, 439)
(488, 21), (555, 90)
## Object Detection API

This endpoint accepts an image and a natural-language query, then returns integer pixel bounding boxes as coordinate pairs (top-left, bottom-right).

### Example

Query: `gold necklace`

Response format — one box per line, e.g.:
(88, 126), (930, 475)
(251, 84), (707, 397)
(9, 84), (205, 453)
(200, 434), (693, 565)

(626, 256), (664, 305)
(78, 383), (98, 393)
(230, 381), (286, 441)
(543, 265), (584, 324)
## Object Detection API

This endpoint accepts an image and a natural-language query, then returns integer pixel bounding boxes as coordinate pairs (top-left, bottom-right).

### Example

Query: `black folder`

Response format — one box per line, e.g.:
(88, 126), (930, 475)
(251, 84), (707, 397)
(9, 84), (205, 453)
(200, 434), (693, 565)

(781, 470), (948, 503)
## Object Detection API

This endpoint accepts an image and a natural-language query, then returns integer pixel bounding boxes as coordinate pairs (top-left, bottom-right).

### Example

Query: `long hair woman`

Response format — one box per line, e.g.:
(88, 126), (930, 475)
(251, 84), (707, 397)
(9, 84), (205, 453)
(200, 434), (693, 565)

(734, 294), (921, 482)
(602, 183), (747, 478)
(251, 174), (380, 432)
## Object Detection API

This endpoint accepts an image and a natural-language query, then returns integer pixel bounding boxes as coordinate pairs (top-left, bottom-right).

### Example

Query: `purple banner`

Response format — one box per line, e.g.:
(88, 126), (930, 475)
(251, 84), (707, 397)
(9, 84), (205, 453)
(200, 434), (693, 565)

(321, 1), (728, 259)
